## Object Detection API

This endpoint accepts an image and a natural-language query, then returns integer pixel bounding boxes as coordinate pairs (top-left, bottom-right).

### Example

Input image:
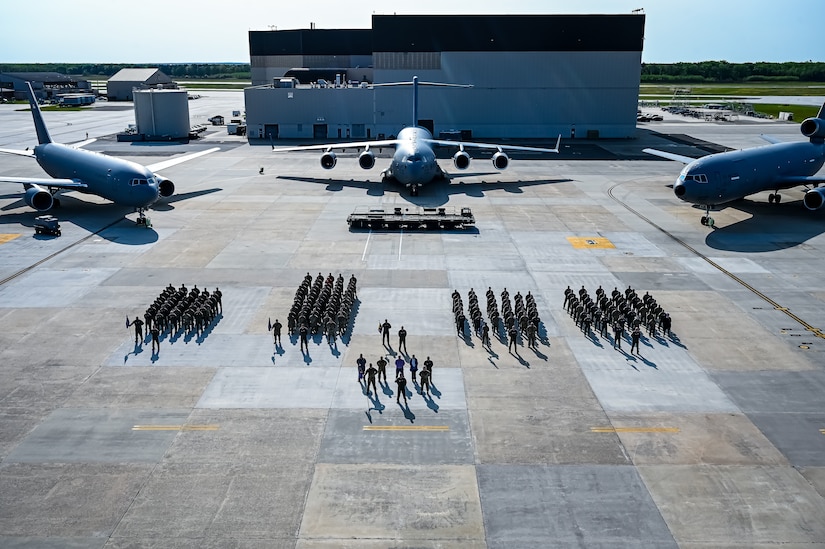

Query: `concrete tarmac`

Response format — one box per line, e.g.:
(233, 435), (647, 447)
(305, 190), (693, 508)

(1, 94), (824, 547)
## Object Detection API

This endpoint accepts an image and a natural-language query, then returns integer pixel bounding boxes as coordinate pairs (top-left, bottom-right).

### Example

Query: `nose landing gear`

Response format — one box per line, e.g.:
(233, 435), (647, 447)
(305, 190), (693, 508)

(768, 192), (782, 204)
(136, 208), (152, 228)
(700, 205), (715, 228)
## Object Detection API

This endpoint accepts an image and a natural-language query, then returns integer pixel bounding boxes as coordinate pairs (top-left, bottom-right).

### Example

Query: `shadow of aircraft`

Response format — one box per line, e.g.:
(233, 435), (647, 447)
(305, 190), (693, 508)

(0, 187), (221, 244)
(276, 175), (573, 208)
(702, 198), (825, 252)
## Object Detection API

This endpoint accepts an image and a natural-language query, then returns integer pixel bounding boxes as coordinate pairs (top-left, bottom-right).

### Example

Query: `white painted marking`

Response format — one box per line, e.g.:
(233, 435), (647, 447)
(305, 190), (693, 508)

(361, 229), (372, 262)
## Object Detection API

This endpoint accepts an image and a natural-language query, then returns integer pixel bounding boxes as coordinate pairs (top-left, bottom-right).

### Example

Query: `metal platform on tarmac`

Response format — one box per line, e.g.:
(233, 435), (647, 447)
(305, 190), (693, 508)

(0, 93), (824, 548)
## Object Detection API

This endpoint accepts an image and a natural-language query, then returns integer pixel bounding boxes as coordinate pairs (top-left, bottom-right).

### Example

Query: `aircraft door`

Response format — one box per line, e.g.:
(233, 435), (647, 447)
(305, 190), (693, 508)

(313, 124), (327, 139)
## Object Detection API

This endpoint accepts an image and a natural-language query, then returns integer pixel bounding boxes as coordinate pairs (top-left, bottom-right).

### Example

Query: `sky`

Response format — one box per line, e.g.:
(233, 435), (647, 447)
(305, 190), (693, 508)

(0, 0), (822, 64)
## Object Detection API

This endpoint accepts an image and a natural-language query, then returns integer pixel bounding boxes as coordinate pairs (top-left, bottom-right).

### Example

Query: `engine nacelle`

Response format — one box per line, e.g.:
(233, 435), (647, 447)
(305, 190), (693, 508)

(157, 177), (175, 198)
(320, 151), (337, 170)
(803, 187), (825, 210)
(453, 150), (470, 170)
(24, 185), (54, 211)
(801, 117), (825, 140)
(492, 151), (510, 170)
(358, 150), (376, 169)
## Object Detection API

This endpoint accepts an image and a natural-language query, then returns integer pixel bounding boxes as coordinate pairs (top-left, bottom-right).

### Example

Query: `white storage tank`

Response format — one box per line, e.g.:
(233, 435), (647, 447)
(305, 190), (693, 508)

(133, 88), (190, 139)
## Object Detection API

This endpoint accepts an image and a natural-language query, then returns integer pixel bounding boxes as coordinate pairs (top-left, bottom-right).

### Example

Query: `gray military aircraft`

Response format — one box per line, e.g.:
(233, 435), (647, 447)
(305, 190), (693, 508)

(0, 82), (218, 224)
(644, 103), (825, 226)
(271, 76), (561, 196)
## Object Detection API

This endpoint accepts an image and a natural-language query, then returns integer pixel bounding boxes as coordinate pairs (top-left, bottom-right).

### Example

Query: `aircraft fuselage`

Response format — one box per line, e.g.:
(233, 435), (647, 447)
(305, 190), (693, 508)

(387, 127), (441, 187)
(674, 140), (825, 206)
(34, 142), (160, 208)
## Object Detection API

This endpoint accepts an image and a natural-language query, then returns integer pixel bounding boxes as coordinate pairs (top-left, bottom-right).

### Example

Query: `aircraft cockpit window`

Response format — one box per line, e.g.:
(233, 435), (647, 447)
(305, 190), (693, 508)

(130, 179), (149, 186)
(684, 174), (708, 183)
(408, 154), (422, 163)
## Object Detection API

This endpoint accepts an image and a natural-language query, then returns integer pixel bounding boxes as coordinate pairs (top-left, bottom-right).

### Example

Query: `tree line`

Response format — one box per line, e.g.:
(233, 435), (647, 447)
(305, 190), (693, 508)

(641, 61), (825, 83)
(2, 61), (824, 83)
(0, 63), (251, 80)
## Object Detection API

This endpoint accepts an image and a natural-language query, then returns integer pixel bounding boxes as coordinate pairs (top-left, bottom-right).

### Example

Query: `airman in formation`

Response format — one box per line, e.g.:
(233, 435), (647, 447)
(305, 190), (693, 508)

(138, 283), (223, 346)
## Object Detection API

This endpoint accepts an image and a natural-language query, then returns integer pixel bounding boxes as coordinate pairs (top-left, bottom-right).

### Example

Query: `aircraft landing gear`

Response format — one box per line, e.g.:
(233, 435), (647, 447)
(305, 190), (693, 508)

(410, 185), (419, 196)
(136, 208), (152, 228)
(700, 206), (715, 228)
(768, 192), (782, 204)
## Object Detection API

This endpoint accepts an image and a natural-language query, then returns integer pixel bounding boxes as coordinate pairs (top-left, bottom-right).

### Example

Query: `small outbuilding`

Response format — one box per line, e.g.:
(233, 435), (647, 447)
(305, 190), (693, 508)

(106, 68), (176, 101)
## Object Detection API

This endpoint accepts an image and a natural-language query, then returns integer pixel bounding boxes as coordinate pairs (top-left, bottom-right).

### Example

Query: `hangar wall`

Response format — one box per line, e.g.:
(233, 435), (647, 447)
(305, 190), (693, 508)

(245, 14), (644, 140)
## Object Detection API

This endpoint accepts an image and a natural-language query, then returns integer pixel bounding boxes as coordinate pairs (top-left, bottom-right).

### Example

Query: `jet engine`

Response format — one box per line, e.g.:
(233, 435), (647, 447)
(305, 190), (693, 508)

(320, 151), (337, 170)
(453, 150), (470, 170)
(157, 177), (175, 198)
(492, 151), (510, 170)
(24, 185), (54, 211)
(358, 150), (376, 169)
(803, 187), (825, 210)
(801, 117), (825, 140)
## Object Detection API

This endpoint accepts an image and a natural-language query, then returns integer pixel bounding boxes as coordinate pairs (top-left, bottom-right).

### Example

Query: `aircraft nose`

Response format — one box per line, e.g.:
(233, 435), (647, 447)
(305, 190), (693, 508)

(673, 181), (687, 198)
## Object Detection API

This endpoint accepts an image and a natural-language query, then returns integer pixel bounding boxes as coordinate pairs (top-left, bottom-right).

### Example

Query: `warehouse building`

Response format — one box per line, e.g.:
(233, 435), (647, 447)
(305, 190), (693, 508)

(0, 72), (91, 100)
(106, 68), (176, 101)
(245, 14), (645, 140)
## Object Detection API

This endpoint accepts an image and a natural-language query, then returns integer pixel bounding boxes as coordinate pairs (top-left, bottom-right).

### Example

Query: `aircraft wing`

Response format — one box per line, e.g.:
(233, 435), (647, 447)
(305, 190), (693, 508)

(0, 176), (87, 189)
(146, 147), (220, 173)
(272, 139), (402, 153)
(776, 175), (825, 186)
(759, 134), (784, 145)
(70, 138), (97, 149)
(427, 134), (562, 154)
(0, 147), (36, 158)
(642, 148), (698, 164)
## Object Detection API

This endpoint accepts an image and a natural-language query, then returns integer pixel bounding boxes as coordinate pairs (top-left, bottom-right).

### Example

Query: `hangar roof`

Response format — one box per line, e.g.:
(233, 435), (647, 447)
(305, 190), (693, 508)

(249, 29), (373, 57)
(109, 68), (172, 83)
(372, 14), (645, 53)
(249, 14), (645, 56)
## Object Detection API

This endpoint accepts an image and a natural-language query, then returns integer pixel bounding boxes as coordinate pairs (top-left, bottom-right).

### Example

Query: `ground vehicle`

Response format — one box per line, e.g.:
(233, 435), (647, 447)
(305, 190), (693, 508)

(33, 215), (61, 236)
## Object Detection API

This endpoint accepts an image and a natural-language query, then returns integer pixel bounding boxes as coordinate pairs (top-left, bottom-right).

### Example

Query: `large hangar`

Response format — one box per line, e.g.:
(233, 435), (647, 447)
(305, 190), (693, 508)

(245, 14), (645, 140)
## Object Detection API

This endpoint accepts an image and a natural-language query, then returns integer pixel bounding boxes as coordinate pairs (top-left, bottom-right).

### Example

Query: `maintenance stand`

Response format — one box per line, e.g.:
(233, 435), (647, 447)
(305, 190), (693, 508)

(347, 206), (475, 230)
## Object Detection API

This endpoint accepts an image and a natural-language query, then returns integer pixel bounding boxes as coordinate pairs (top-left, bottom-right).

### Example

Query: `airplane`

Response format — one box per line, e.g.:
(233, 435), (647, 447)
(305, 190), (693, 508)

(0, 82), (219, 225)
(271, 76), (561, 196)
(643, 103), (825, 226)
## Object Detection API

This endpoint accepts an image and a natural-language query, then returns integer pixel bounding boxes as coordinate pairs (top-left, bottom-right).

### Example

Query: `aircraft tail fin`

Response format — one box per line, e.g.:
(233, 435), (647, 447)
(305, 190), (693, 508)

(817, 102), (825, 120)
(25, 82), (53, 145)
(372, 77), (472, 128)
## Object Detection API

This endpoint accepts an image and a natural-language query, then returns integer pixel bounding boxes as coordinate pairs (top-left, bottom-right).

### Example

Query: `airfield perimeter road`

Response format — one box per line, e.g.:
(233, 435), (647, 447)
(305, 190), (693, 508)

(1, 92), (825, 548)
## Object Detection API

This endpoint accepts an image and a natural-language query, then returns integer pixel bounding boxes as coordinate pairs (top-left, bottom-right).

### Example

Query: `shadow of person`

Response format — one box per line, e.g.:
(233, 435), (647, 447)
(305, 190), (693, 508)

(638, 355), (658, 369)
(531, 347), (548, 361)
(401, 403), (416, 423)
(274, 344), (285, 356)
(429, 383), (442, 398)
(381, 380), (394, 397)
(303, 351), (313, 365)
(368, 392), (385, 413)
(668, 332), (687, 349)
(424, 393), (440, 413)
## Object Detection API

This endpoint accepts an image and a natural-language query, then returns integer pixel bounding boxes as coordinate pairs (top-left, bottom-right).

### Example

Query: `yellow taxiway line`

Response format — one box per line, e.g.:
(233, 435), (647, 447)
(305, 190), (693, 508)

(0, 234), (21, 245)
(590, 427), (680, 433)
(132, 425), (220, 431)
(363, 425), (449, 431)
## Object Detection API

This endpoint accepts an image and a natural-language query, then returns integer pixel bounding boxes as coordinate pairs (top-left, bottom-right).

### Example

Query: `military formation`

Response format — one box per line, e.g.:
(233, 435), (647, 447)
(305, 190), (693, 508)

(287, 272), (358, 345)
(127, 283), (223, 353)
(145, 283), (222, 335)
(452, 287), (542, 351)
(563, 285), (672, 352)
